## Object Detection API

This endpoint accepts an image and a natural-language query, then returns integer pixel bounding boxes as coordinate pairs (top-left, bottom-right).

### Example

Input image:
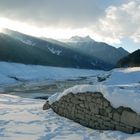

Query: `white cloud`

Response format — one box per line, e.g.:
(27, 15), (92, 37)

(91, 0), (140, 44)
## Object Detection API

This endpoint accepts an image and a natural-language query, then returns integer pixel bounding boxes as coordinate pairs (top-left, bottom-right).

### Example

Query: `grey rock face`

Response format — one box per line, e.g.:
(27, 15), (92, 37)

(43, 101), (50, 110)
(43, 92), (140, 134)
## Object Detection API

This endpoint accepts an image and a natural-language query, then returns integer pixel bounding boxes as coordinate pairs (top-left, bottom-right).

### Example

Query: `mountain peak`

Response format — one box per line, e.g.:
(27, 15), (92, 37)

(117, 47), (129, 55)
(69, 35), (94, 42)
(118, 47), (125, 51)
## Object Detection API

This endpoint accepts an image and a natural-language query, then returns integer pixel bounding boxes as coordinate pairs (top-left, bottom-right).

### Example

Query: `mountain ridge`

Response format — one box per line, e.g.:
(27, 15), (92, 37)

(0, 29), (129, 70)
(0, 29), (112, 70)
(60, 35), (129, 66)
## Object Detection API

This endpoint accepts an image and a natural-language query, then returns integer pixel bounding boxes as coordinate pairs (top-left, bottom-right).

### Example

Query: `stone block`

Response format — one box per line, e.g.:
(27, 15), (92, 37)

(104, 121), (114, 129)
(121, 110), (140, 129)
(70, 98), (79, 104)
(103, 100), (109, 107)
(99, 109), (108, 116)
(89, 103), (99, 114)
(96, 98), (102, 104)
(86, 95), (92, 102)
(113, 112), (120, 122)
(100, 116), (111, 121)
(78, 95), (86, 100)
(115, 125), (133, 134)
(79, 103), (85, 108)
(84, 102), (89, 109)
(66, 93), (74, 99)
(93, 92), (103, 98)
(106, 106), (112, 113)
(43, 101), (50, 110)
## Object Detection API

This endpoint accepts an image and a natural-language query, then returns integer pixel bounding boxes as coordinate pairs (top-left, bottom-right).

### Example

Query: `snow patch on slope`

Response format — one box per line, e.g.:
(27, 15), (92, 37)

(48, 47), (62, 55)
(15, 37), (36, 46)
(20, 39), (35, 46)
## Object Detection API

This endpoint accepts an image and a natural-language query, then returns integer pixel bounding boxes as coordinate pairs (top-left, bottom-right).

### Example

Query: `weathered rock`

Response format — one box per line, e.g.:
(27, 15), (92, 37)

(43, 101), (50, 110)
(89, 103), (99, 114)
(43, 92), (140, 134)
(121, 110), (140, 129)
(113, 112), (120, 122)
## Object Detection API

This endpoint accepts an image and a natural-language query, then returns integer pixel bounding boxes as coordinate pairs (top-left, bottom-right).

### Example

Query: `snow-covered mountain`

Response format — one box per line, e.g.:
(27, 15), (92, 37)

(62, 36), (129, 66)
(0, 29), (113, 70)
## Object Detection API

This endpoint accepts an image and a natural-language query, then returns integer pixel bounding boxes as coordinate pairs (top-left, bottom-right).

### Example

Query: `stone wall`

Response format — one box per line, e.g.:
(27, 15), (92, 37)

(43, 92), (140, 134)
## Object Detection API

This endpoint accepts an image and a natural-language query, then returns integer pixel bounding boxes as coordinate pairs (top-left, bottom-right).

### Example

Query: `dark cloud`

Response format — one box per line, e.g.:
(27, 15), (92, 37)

(0, 0), (107, 28)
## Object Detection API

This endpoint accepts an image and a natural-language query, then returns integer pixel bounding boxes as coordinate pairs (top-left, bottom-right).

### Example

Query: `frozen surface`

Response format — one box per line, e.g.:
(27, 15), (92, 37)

(0, 61), (103, 85)
(105, 67), (140, 85)
(0, 94), (140, 140)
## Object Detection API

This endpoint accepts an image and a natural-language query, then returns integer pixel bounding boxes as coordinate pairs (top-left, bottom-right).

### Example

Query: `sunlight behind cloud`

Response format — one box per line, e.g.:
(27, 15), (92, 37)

(0, 17), (42, 37)
(0, 27), (3, 33)
(0, 17), (91, 39)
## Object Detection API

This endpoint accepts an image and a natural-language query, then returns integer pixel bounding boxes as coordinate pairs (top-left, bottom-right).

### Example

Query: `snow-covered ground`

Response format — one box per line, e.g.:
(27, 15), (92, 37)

(0, 61), (103, 85)
(105, 67), (140, 85)
(0, 94), (140, 140)
(0, 62), (140, 140)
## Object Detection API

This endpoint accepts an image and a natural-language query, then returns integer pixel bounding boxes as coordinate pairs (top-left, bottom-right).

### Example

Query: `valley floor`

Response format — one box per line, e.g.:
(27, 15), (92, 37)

(0, 62), (140, 140)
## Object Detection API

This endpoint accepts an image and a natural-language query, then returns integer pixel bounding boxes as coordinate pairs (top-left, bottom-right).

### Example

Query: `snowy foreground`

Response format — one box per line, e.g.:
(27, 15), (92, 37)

(0, 62), (140, 140)
(0, 94), (140, 140)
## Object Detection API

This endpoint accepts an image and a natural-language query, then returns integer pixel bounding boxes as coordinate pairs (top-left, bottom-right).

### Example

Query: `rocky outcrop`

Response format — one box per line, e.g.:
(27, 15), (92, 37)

(43, 92), (140, 134)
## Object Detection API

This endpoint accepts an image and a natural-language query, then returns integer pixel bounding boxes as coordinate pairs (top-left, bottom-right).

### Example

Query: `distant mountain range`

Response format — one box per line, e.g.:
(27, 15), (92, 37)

(117, 49), (140, 67)
(0, 29), (129, 70)
(61, 36), (129, 66)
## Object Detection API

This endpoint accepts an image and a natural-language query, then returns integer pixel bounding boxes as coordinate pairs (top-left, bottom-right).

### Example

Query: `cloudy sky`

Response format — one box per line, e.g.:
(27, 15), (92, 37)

(0, 0), (139, 52)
